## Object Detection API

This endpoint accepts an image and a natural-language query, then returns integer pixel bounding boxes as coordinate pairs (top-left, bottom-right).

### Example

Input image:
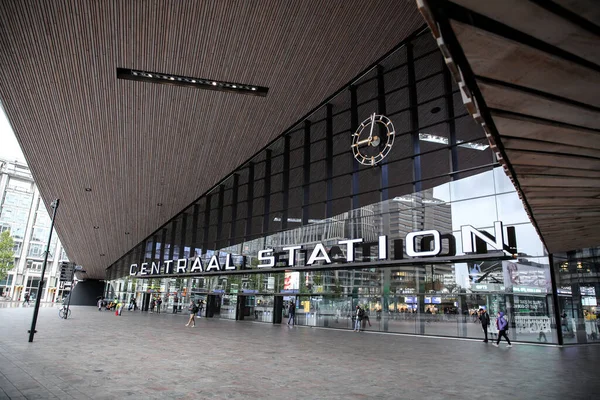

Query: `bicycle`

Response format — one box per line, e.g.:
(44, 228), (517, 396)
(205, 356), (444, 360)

(58, 305), (72, 319)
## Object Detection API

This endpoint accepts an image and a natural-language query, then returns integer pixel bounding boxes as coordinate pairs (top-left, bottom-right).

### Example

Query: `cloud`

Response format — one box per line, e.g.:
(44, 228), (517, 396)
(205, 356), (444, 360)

(0, 105), (26, 164)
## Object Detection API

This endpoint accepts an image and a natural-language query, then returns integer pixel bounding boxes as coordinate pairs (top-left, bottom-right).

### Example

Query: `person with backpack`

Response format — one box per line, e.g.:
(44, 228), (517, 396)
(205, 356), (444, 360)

(354, 305), (364, 332)
(186, 300), (198, 327)
(493, 311), (512, 348)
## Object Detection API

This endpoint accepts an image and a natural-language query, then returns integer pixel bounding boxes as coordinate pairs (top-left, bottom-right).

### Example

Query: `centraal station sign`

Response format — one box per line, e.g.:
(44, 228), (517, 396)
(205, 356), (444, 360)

(129, 222), (516, 277)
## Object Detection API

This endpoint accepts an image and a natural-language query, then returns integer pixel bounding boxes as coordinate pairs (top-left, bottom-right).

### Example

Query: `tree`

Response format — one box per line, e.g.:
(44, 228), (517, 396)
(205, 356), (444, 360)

(0, 230), (15, 282)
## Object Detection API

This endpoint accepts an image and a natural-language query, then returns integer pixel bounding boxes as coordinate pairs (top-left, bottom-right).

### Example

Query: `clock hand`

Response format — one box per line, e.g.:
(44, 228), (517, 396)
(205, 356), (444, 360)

(367, 113), (375, 141)
(352, 138), (371, 148)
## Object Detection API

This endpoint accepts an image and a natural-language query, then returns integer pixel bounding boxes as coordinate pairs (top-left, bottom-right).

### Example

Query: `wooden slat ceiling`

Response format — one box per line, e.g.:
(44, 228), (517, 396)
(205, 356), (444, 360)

(0, 1), (424, 279)
(418, 0), (600, 254)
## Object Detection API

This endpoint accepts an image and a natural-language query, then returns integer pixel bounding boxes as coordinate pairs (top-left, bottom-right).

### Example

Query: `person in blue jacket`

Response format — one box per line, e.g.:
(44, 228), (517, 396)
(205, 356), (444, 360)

(493, 311), (512, 348)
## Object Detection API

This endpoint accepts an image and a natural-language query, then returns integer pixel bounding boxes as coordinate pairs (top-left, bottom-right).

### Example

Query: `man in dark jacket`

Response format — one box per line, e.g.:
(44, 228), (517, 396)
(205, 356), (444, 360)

(287, 301), (296, 325)
(479, 308), (490, 343)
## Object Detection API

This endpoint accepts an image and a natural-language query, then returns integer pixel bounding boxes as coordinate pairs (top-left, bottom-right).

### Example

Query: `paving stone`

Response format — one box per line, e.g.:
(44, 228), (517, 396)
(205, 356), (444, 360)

(0, 305), (599, 399)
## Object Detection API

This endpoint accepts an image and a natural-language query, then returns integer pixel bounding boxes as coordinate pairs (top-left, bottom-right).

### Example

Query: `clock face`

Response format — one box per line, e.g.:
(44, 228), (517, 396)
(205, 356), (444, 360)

(351, 113), (395, 166)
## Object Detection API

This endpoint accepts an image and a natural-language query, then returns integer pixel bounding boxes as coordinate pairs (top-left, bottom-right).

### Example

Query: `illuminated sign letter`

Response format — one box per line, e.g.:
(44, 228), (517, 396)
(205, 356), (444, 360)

(164, 260), (174, 274)
(151, 262), (160, 275)
(176, 258), (187, 274)
(224, 254), (236, 270)
(461, 221), (504, 253)
(406, 230), (441, 257)
(206, 255), (221, 272)
(129, 264), (138, 276)
(190, 257), (204, 273)
(282, 246), (302, 267)
(140, 263), (149, 276)
(378, 235), (387, 260)
(307, 243), (332, 265)
(338, 238), (363, 262)
(258, 249), (275, 268)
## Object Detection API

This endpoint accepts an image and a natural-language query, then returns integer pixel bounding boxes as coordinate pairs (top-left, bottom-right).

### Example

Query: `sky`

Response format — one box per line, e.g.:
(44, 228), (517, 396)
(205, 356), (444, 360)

(0, 104), (26, 164)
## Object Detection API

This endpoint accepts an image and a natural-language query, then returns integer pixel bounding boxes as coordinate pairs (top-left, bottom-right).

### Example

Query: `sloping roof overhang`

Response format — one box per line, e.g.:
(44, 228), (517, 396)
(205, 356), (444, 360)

(417, 0), (600, 253)
(0, 1), (425, 279)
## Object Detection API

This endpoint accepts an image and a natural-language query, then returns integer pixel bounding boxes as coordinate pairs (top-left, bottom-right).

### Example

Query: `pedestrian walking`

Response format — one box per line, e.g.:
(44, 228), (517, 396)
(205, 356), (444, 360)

(23, 292), (30, 306)
(493, 311), (512, 348)
(362, 310), (372, 329)
(186, 300), (198, 327)
(150, 298), (155, 313)
(156, 297), (162, 314)
(479, 308), (490, 343)
(173, 296), (179, 314)
(353, 305), (364, 332)
(97, 297), (103, 311)
(197, 300), (204, 318)
(115, 299), (122, 316)
(287, 300), (296, 325)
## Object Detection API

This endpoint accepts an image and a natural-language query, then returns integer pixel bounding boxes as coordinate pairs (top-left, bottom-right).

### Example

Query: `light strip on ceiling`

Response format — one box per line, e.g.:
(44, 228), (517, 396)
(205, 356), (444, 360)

(419, 133), (489, 151)
(117, 68), (268, 97)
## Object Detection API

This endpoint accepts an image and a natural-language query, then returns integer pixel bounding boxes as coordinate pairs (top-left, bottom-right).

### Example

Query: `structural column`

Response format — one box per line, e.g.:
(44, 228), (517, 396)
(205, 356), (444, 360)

(302, 122), (311, 225)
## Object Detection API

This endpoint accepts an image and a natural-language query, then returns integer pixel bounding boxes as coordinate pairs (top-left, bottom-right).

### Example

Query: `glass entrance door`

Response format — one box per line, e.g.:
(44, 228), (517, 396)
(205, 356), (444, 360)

(220, 294), (237, 320)
(254, 295), (274, 322)
(206, 294), (221, 318)
(236, 295), (255, 320)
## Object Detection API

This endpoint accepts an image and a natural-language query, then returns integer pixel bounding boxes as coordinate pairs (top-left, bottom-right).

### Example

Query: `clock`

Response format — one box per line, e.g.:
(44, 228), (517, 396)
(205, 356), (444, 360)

(351, 113), (395, 166)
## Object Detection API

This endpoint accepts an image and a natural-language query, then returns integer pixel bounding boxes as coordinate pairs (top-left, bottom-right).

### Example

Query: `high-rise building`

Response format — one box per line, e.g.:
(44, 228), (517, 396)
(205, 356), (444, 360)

(0, 159), (70, 302)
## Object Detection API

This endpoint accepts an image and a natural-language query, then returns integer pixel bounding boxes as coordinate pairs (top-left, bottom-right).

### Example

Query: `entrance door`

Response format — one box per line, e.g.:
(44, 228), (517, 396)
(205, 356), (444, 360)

(220, 294), (237, 320)
(206, 294), (221, 318)
(273, 296), (283, 324)
(254, 295), (274, 322)
(141, 293), (150, 311)
(191, 294), (207, 317)
(236, 295), (255, 321)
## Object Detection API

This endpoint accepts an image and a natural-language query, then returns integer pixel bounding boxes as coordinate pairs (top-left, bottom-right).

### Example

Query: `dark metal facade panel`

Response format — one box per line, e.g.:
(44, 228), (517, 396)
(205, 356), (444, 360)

(0, 1), (424, 278)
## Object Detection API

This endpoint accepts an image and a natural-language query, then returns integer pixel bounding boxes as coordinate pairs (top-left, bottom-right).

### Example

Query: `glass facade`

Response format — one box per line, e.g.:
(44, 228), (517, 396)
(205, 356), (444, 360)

(553, 247), (600, 344)
(106, 29), (564, 344)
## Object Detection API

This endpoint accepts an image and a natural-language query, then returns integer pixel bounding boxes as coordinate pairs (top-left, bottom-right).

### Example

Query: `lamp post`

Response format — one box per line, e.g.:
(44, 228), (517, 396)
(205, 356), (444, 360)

(28, 199), (59, 342)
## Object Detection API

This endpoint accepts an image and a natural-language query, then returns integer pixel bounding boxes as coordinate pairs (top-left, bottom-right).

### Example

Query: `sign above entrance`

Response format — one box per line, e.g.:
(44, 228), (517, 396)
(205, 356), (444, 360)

(129, 222), (517, 278)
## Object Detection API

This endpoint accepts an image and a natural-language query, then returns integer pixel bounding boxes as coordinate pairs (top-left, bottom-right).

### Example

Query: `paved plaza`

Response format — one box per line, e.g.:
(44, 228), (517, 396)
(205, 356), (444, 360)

(0, 304), (598, 400)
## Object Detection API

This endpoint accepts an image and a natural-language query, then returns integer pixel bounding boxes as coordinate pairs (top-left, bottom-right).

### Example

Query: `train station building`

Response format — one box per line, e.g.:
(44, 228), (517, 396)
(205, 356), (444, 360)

(0, 1), (598, 345)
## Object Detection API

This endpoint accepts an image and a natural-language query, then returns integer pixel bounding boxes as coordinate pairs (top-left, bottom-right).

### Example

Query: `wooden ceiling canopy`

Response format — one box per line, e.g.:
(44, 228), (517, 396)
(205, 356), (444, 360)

(0, 1), (425, 279)
(417, 0), (600, 254)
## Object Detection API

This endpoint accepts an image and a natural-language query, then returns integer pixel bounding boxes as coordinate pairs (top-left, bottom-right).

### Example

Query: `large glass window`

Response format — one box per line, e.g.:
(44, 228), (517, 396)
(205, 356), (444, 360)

(553, 247), (600, 344)
(105, 28), (559, 343)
